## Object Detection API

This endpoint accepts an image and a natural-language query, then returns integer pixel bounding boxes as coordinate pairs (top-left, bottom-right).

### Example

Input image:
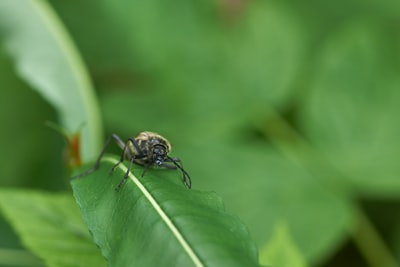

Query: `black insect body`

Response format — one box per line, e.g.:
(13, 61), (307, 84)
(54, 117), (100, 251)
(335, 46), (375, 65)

(73, 131), (192, 191)
(127, 132), (172, 167)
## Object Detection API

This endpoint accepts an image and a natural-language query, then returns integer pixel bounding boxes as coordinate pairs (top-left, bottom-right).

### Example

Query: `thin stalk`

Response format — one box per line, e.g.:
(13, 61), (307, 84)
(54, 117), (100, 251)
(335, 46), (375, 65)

(352, 208), (399, 267)
(259, 106), (399, 267)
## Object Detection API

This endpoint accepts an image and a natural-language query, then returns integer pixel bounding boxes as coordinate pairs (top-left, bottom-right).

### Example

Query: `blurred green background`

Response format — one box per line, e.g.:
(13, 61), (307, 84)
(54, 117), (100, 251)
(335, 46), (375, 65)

(1, 0), (400, 266)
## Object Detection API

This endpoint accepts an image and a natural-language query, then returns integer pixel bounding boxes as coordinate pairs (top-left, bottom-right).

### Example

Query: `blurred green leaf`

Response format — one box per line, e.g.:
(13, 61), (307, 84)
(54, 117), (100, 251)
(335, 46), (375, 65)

(3, 1), (397, 266)
(0, 189), (106, 267)
(0, 47), (65, 189)
(99, 0), (303, 139)
(71, 156), (260, 267)
(0, 0), (102, 160)
(0, 248), (43, 267)
(259, 221), (307, 267)
(48, 0), (135, 76)
(95, 1), (354, 263)
(182, 143), (354, 263)
(299, 21), (400, 196)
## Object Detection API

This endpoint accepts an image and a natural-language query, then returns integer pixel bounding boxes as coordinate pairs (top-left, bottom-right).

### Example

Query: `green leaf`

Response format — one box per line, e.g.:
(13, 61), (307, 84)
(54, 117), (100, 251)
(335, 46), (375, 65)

(99, 0), (303, 140)
(0, 248), (43, 267)
(0, 0), (102, 160)
(259, 221), (308, 267)
(94, 1), (352, 262)
(0, 189), (106, 267)
(0, 47), (64, 189)
(183, 143), (354, 264)
(299, 21), (400, 195)
(71, 156), (260, 267)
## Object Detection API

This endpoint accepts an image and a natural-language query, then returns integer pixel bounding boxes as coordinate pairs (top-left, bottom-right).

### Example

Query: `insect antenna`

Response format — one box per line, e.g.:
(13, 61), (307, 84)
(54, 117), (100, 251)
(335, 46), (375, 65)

(166, 156), (192, 189)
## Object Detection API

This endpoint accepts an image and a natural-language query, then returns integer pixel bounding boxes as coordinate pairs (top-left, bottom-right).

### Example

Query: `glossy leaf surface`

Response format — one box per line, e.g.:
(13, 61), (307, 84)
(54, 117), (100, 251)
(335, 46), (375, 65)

(71, 156), (260, 267)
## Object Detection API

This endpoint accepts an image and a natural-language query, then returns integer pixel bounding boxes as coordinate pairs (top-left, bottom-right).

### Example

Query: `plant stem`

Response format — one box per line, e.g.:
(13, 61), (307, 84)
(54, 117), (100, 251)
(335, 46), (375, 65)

(259, 106), (399, 267)
(352, 209), (399, 267)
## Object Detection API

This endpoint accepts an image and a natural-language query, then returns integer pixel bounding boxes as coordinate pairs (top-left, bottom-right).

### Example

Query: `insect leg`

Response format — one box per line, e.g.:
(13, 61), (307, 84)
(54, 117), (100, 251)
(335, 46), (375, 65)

(127, 137), (145, 156)
(115, 157), (135, 192)
(114, 137), (149, 191)
(126, 137), (153, 178)
(110, 137), (145, 173)
(71, 133), (124, 179)
(110, 140), (130, 174)
(166, 156), (192, 189)
(112, 133), (126, 150)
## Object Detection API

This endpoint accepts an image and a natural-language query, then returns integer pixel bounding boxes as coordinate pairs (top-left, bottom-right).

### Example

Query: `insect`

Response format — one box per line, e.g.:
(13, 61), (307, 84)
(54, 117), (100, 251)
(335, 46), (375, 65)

(73, 131), (192, 191)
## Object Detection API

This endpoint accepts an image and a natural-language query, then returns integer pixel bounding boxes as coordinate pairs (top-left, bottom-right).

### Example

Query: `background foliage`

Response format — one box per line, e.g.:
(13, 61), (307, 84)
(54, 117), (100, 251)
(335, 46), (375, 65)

(0, 0), (400, 266)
